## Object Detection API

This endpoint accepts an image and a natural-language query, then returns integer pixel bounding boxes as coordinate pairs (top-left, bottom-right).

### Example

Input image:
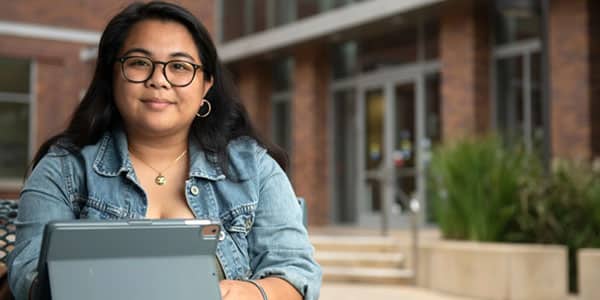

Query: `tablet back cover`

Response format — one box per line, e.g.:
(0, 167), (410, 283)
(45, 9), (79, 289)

(38, 220), (222, 300)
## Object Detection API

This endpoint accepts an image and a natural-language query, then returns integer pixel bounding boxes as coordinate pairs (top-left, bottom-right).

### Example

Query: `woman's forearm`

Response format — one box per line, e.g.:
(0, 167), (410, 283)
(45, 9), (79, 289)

(256, 277), (302, 300)
(220, 277), (302, 300)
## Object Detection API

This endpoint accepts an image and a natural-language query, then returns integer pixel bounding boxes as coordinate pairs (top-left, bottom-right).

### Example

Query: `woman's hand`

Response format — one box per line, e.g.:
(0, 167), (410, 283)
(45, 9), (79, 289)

(219, 280), (264, 300)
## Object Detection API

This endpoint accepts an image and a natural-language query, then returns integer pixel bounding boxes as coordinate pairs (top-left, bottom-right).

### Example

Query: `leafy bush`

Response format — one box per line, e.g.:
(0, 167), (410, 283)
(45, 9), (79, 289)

(428, 136), (600, 292)
(507, 161), (600, 292)
(428, 135), (530, 241)
(508, 161), (600, 246)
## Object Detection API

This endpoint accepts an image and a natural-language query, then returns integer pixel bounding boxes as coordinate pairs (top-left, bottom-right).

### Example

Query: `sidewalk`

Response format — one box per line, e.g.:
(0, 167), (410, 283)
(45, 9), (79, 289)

(320, 283), (479, 300)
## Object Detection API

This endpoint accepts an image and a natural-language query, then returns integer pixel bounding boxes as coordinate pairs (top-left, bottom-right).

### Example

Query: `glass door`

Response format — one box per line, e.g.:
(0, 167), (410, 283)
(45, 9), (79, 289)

(362, 86), (386, 217)
(331, 89), (358, 223)
(357, 78), (422, 230)
(393, 82), (417, 216)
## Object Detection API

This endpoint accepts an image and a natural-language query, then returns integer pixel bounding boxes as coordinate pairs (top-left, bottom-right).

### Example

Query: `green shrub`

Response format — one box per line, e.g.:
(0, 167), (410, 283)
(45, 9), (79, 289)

(508, 161), (600, 292)
(428, 135), (530, 241)
(428, 135), (600, 293)
(508, 161), (600, 246)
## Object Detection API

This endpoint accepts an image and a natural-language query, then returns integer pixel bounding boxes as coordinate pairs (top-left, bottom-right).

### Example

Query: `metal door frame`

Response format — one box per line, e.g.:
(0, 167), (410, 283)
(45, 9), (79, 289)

(355, 69), (427, 231)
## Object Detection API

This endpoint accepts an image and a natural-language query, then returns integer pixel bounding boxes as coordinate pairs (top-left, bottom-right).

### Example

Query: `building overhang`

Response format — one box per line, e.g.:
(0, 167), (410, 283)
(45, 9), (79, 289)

(0, 0), (445, 63)
(0, 20), (101, 60)
(217, 0), (446, 63)
(0, 20), (100, 44)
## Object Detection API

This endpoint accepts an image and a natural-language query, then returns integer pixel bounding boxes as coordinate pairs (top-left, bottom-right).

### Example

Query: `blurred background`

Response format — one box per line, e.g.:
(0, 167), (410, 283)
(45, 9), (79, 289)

(0, 0), (598, 299)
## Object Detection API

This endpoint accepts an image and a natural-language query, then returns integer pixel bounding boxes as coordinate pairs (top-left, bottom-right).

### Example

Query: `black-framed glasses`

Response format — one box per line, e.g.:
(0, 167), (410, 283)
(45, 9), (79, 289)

(117, 56), (203, 87)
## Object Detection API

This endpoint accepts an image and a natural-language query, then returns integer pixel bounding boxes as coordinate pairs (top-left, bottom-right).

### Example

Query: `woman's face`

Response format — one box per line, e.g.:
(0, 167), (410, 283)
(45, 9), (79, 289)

(113, 19), (213, 138)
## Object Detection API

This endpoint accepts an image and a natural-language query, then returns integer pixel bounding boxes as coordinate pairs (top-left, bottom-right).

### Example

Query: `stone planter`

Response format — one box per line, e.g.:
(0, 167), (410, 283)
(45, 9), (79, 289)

(578, 248), (600, 300)
(417, 240), (567, 300)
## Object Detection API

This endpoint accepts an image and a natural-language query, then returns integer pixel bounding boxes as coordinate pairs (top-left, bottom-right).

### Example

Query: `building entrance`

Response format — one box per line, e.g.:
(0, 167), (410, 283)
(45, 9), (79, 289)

(358, 74), (420, 230)
(331, 65), (440, 231)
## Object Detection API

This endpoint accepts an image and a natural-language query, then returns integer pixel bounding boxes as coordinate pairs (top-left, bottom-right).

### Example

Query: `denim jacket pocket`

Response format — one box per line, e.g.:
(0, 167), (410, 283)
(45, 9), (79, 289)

(220, 206), (255, 277)
(80, 198), (133, 219)
(223, 211), (254, 251)
(223, 212), (254, 233)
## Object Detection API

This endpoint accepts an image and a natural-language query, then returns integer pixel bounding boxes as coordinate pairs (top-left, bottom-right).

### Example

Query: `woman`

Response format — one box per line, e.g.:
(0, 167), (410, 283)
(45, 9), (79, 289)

(7, 2), (321, 300)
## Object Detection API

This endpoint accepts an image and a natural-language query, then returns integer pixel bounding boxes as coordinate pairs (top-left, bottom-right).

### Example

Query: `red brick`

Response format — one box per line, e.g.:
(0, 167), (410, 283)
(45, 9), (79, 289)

(439, 0), (491, 141)
(0, 1), (214, 33)
(291, 44), (330, 226)
(235, 60), (272, 137)
(549, 0), (593, 160)
(589, 0), (600, 158)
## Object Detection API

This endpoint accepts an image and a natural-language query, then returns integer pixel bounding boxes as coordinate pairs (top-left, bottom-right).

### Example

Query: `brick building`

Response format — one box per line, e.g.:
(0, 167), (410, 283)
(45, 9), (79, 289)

(0, 0), (598, 228)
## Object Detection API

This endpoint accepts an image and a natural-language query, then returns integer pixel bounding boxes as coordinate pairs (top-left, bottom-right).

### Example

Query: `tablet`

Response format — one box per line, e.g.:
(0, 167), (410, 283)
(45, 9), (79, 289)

(35, 219), (222, 300)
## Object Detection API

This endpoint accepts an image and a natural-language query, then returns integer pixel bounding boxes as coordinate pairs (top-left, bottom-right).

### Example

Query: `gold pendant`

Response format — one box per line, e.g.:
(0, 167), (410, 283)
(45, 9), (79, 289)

(155, 174), (167, 185)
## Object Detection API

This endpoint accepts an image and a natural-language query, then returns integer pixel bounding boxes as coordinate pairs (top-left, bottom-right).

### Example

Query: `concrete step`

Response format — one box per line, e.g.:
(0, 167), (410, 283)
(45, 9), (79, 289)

(311, 235), (403, 252)
(322, 266), (414, 285)
(316, 251), (405, 268)
(312, 235), (413, 284)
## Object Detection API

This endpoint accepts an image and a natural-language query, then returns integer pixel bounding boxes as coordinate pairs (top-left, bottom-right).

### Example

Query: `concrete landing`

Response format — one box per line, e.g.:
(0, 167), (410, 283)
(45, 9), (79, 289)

(320, 283), (480, 300)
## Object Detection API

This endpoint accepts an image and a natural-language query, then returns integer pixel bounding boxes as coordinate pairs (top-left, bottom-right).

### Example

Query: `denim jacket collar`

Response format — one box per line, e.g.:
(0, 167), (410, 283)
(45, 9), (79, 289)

(92, 127), (225, 181)
(188, 138), (226, 181)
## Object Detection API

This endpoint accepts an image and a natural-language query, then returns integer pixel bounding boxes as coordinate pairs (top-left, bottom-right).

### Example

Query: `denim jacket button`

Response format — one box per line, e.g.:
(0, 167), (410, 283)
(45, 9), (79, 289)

(190, 185), (200, 196)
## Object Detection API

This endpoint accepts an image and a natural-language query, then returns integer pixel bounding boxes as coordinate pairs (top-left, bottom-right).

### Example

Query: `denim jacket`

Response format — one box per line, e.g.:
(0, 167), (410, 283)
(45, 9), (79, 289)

(7, 128), (321, 300)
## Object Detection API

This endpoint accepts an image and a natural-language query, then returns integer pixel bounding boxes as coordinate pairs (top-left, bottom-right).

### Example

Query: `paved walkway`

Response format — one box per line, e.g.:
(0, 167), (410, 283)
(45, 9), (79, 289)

(320, 283), (479, 300)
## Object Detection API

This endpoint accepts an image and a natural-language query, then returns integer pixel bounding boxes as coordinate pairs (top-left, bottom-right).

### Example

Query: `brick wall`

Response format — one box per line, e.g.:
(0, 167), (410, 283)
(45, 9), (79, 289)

(549, 0), (593, 160)
(0, 36), (93, 149)
(589, 0), (600, 158)
(439, 0), (491, 141)
(0, 0), (215, 33)
(291, 44), (329, 226)
(235, 60), (272, 138)
(0, 36), (93, 199)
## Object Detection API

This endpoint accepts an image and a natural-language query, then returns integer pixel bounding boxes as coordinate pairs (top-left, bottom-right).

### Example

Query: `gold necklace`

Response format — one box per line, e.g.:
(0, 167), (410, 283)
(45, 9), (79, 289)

(129, 148), (187, 186)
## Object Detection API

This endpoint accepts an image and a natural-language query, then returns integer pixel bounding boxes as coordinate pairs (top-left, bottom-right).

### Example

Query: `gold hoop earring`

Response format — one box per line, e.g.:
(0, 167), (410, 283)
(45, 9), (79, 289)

(196, 99), (211, 118)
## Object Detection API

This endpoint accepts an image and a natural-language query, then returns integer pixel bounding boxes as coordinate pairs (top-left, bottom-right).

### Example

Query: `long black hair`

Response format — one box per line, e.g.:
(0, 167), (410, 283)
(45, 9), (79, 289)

(31, 1), (287, 173)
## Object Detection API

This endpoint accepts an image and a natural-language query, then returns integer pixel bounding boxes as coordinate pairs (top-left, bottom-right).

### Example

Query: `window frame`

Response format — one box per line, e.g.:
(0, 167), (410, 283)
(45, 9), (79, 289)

(270, 56), (294, 175)
(492, 38), (546, 155)
(0, 59), (35, 188)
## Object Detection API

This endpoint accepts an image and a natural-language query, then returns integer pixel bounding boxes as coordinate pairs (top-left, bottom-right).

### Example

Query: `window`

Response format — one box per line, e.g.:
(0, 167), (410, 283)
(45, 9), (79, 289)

(272, 99), (292, 154)
(318, 0), (367, 11)
(221, 1), (245, 41)
(0, 58), (32, 181)
(272, 57), (294, 93)
(219, 0), (371, 42)
(358, 24), (418, 73)
(331, 41), (357, 80)
(495, 52), (544, 154)
(332, 89), (358, 222)
(220, 0), (297, 42)
(331, 20), (435, 79)
(494, 0), (541, 46)
(424, 18), (440, 60)
(271, 57), (294, 157)
(493, 0), (547, 159)
(271, 0), (297, 27)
